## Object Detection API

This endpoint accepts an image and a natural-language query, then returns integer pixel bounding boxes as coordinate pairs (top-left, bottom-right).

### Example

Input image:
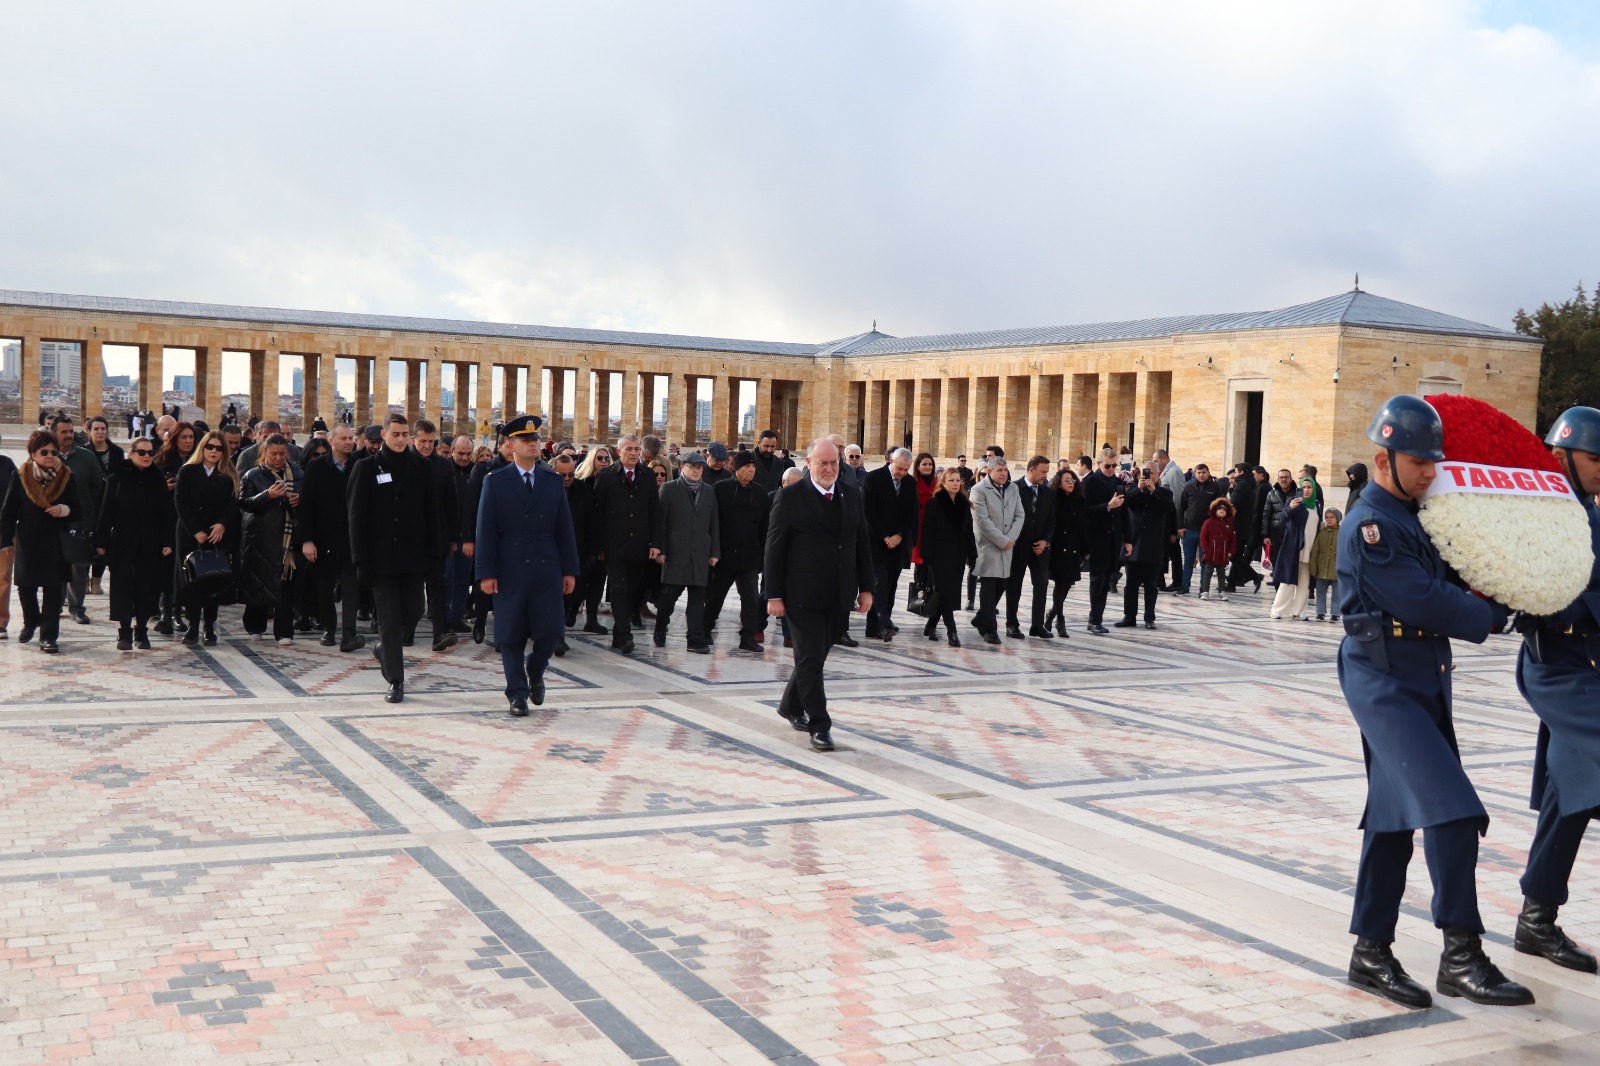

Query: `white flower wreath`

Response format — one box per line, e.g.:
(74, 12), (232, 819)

(1419, 493), (1594, 616)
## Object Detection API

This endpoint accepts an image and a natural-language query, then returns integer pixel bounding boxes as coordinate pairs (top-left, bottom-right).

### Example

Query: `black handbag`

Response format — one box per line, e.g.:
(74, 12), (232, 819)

(59, 527), (95, 564)
(907, 579), (933, 617)
(182, 547), (234, 591)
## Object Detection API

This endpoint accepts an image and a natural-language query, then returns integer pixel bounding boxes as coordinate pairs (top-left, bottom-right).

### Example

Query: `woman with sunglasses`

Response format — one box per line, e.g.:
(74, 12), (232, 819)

(151, 420), (198, 634)
(92, 436), (175, 650)
(0, 430), (86, 652)
(238, 434), (304, 644)
(574, 447), (613, 481)
(173, 431), (241, 645)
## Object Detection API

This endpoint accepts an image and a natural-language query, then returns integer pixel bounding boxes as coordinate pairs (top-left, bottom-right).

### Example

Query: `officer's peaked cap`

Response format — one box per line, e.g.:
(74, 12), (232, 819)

(1545, 406), (1600, 455)
(1366, 394), (1445, 461)
(504, 414), (542, 438)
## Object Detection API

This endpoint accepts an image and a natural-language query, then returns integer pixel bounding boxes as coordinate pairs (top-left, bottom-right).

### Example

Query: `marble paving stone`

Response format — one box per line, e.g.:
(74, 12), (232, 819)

(0, 720), (396, 859)
(0, 641), (246, 703)
(848, 636), (1180, 677)
(229, 638), (593, 698)
(1053, 678), (1537, 761)
(821, 691), (1304, 787)
(0, 849), (661, 1065)
(506, 812), (1447, 1066)
(569, 633), (939, 685)
(336, 706), (872, 828)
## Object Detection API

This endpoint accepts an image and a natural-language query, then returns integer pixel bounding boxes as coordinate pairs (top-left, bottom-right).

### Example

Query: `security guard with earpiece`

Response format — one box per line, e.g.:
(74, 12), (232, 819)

(1337, 394), (1533, 1010)
(1512, 405), (1600, 974)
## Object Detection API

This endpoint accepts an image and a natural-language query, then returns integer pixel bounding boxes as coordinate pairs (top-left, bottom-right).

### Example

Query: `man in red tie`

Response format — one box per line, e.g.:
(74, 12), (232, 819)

(765, 438), (875, 752)
(591, 434), (661, 654)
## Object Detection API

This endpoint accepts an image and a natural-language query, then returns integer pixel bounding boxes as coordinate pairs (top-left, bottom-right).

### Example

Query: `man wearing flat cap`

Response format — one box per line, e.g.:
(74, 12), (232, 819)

(475, 414), (579, 716)
(703, 442), (733, 486)
(653, 449), (720, 653)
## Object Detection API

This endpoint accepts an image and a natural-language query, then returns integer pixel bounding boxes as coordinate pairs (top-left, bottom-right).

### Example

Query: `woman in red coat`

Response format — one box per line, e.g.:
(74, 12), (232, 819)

(909, 451), (939, 593)
(1198, 496), (1237, 601)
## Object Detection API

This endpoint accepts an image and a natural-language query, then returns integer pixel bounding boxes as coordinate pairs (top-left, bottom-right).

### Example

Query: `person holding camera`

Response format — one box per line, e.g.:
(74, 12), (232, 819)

(1115, 464), (1172, 629)
(1080, 454), (1128, 634)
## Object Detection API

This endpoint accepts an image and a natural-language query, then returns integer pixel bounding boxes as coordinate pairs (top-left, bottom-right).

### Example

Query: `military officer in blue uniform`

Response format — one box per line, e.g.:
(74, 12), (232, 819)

(1338, 394), (1533, 1009)
(475, 415), (579, 717)
(1513, 405), (1600, 973)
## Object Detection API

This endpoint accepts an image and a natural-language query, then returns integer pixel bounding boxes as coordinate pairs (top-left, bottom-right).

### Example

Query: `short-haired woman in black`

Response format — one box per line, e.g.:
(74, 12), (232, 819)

(238, 434), (303, 643)
(1043, 468), (1086, 637)
(94, 437), (175, 650)
(917, 465), (977, 647)
(173, 430), (240, 645)
(0, 430), (81, 653)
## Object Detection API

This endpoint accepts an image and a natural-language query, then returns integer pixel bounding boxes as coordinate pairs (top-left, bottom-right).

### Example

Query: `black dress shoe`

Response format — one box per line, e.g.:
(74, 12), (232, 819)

(373, 643), (391, 683)
(1005, 625), (1026, 639)
(553, 640), (568, 657)
(1516, 898), (1599, 973)
(134, 629), (152, 650)
(116, 631), (133, 651)
(450, 621), (473, 634)
(154, 618), (174, 636)
(182, 626), (200, 646)
(687, 642), (710, 654)
(341, 634), (367, 653)
(385, 683), (404, 704)
(1112, 619), (1138, 628)
(1436, 927), (1535, 1005)
(947, 633), (960, 647)
(40, 640), (58, 654)
(402, 632), (415, 647)
(432, 631), (459, 653)
(982, 631), (1001, 645)
(615, 639), (636, 654)
(358, 608), (373, 622)
(72, 609), (91, 625)
(923, 627), (938, 640)
(582, 621), (609, 635)
(530, 676), (546, 706)
(1028, 627), (1054, 639)
(320, 632), (338, 647)
(1086, 624), (1109, 635)
(1348, 937), (1432, 1009)
(472, 619), (486, 644)
(652, 632), (667, 648)
(738, 636), (762, 652)
(836, 632), (859, 648)
(17, 626), (33, 644)
(508, 697), (530, 717)
(779, 710), (810, 732)
(1143, 621), (1157, 630)
(809, 731), (835, 752)
(881, 625), (898, 641)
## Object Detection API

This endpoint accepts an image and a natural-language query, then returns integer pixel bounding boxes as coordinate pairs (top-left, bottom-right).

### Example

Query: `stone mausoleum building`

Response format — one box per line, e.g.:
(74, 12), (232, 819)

(0, 287), (1540, 477)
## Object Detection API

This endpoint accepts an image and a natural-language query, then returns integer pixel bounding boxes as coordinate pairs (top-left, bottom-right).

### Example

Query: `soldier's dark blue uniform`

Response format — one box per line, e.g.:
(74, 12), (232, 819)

(1513, 405), (1600, 973)
(475, 416), (579, 713)
(1337, 394), (1531, 1010)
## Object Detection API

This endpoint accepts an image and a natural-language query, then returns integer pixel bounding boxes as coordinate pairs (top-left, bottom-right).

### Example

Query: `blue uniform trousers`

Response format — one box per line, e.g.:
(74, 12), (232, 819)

(494, 588), (564, 701)
(1351, 818), (1483, 941)
(1521, 784), (1596, 907)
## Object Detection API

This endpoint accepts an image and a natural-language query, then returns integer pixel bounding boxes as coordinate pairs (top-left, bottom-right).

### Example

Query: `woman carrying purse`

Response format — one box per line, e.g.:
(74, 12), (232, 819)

(173, 430), (241, 645)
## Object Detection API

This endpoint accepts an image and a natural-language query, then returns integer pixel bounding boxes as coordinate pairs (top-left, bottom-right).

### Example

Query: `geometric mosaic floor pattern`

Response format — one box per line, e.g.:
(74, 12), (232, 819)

(3, 568), (1597, 1065)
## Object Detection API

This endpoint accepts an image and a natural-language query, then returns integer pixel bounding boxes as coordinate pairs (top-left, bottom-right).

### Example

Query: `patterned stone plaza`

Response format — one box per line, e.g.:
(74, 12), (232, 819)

(1, 586), (1596, 1065)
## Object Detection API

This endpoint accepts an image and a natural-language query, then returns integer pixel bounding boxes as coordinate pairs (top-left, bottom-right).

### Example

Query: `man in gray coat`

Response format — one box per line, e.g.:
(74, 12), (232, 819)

(970, 458), (1024, 645)
(653, 450), (721, 653)
(1153, 448), (1185, 590)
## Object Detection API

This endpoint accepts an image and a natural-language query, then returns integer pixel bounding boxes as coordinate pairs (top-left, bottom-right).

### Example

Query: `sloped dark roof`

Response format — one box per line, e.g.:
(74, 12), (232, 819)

(0, 287), (1532, 360)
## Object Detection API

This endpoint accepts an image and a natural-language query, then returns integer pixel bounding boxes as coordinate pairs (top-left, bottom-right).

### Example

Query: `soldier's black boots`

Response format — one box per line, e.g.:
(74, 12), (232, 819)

(1515, 898), (1599, 973)
(1348, 937), (1431, 1009)
(1436, 927), (1535, 1005)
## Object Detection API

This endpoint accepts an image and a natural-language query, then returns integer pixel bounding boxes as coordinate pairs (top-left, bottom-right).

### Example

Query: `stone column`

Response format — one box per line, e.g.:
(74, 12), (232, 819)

(993, 374), (1026, 457)
(884, 376), (909, 455)
(862, 379), (885, 455)
(303, 355), (322, 425)
(251, 349), (280, 423)
(196, 345), (224, 424)
(714, 372), (733, 444)
(401, 361), (418, 422)
(453, 363), (471, 435)
(424, 358), (442, 427)
(572, 366), (591, 443)
(939, 377), (967, 458)
(1133, 370), (1172, 460)
(639, 374), (658, 435)
(321, 353), (341, 428)
(355, 359), (372, 425)
(754, 377), (773, 439)
(593, 369), (612, 441)
(912, 378), (939, 456)
(1026, 374), (1059, 459)
(669, 373), (693, 445)
(18, 337), (40, 426)
(548, 366), (566, 433)
(80, 339), (104, 419)
(968, 377), (997, 458)
(138, 342), (164, 415)
(474, 361), (494, 435)
(371, 355), (390, 421)
(620, 368), (639, 438)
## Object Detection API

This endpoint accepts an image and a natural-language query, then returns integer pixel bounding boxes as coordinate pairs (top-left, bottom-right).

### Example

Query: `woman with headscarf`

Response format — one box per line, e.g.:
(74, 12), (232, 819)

(173, 430), (241, 645)
(93, 435), (175, 650)
(0, 430), (83, 653)
(1269, 477), (1322, 620)
(1043, 468), (1086, 637)
(238, 434), (304, 643)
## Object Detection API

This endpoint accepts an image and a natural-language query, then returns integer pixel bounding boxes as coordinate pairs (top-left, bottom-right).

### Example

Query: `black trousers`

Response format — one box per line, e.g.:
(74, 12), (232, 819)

(243, 578), (297, 640)
(973, 575), (1006, 635)
(1006, 547), (1049, 631)
(318, 558), (360, 640)
(705, 566), (763, 638)
(869, 561), (903, 635)
(1521, 786), (1596, 907)
(19, 585), (62, 642)
(655, 584), (707, 645)
(1087, 565), (1117, 626)
(566, 559), (607, 626)
(372, 575), (425, 684)
(1351, 818), (1483, 940)
(607, 559), (647, 644)
(777, 607), (840, 734)
(1160, 535), (1181, 589)
(417, 555), (447, 641)
(1122, 560), (1159, 623)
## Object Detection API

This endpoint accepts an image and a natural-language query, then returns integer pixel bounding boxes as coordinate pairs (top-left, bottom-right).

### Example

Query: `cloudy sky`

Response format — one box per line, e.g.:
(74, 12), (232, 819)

(3, 0), (1598, 395)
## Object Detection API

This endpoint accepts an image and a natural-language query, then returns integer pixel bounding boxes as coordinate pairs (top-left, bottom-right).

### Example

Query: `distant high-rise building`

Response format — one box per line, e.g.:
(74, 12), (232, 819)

(658, 398), (668, 426)
(742, 404), (755, 435)
(172, 375), (196, 395)
(440, 388), (455, 411)
(695, 398), (712, 434)
(292, 367), (303, 396)
(104, 374), (132, 388)
(39, 341), (81, 388)
(1, 343), (17, 382)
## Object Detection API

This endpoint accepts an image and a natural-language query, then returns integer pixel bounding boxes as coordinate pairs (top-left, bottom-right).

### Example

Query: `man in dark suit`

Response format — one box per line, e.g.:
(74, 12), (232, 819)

(591, 433), (660, 653)
(861, 447), (918, 641)
(765, 438), (875, 752)
(348, 414), (440, 703)
(298, 424), (364, 652)
(1117, 464), (1172, 630)
(411, 420), (460, 653)
(1080, 456), (1128, 635)
(1006, 455), (1057, 639)
(705, 450), (770, 653)
(475, 416), (579, 716)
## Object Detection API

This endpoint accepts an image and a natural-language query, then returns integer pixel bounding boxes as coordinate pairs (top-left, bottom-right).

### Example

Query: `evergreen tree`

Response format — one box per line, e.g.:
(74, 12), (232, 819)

(1515, 282), (1600, 432)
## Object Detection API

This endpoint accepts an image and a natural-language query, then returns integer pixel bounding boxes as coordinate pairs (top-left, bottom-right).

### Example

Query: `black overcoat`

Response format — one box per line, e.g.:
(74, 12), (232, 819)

(763, 480), (874, 614)
(93, 460), (174, 620)
(917, 490), (977, 607)
(1122, 486), (1172, 564)
(238, 463), (303, 607)
(1049, 487), (1086, 583)
(1079, 471), (1128, 572)
(297, 455), (354, 566)
(591, 462), (660, 562)
(0, 467), (76, 588)
(172, 463), (241, 606)
(712, 476), (770, 572)
(348, 446), (439, 578)
(862, 466), (920, 567)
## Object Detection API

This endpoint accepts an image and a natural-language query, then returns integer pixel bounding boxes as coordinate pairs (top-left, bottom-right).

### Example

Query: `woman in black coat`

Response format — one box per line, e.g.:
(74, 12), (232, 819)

(917, 466), (977, 646)
(173, 430), (241, 645)
(238, 434), (303, 642)
(0, 430), (86, 652)
(93, 442), (175, 650)
(1044, 469), (1086, 637)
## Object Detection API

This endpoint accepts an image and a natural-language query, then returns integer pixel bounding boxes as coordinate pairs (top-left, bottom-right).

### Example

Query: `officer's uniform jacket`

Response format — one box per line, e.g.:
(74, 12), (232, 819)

(1518, 493), (1600, 815)
(474, 462), (579, 642)
(1336, 484), (1506, 833)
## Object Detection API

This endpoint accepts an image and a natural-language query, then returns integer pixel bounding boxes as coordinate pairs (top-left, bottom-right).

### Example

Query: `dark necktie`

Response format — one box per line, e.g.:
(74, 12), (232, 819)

(825, 491), (833, 501)
(523, 471), (534, 493)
